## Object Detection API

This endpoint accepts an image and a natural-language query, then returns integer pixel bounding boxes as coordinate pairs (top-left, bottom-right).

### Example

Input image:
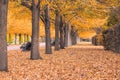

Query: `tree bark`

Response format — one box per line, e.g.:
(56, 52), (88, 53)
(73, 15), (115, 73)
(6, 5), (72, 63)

(55, 10), (60, 51)
(74, 32), (77, 44)
(30, 0), (41, 60)
(44, 4), (52, 54)
(26, 35), (28, 42)
(71, 26), (74, 45)
(24, 34), (27, 42)
(64, 22), (71, 47)
(14, 34), (17, 44)
(19, 34), (22, 44)
(74, 32), (77, 45)
(71, 26), (77, 45)
(64, 23), (68, 47)
(59, 16), (64, 49)
(0, 0), (8, 71)
(67, 23), (72, 46)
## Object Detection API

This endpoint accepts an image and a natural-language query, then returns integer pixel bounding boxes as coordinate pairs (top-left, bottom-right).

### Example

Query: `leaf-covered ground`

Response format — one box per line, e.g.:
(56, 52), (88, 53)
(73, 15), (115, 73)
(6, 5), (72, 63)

(0, 43), (120, 80)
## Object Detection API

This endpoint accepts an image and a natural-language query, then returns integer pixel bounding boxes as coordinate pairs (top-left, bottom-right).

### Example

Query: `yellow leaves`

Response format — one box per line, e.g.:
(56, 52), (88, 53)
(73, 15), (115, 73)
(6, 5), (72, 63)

(79, 30), (96, 38)
(70, 17), (108, 38)
(71, 17), (108, 31)
(71, 18), (107, 38)
(85, 18), (108, 28)
(8, 2), (31, 20)
(7, 0), (114, 38)
(7, 2), (48, 36)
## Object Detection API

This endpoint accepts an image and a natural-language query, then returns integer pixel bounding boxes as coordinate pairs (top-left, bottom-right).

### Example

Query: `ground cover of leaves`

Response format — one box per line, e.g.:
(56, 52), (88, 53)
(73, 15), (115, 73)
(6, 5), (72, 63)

(0, 43), (120, 80)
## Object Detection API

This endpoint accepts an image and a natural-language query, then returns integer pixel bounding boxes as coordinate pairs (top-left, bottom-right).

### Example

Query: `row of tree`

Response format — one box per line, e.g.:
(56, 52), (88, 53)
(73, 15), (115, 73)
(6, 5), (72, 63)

(0, 0), (79, 71)
(7, 34), (31, 44)
(1, 0), (119, 72)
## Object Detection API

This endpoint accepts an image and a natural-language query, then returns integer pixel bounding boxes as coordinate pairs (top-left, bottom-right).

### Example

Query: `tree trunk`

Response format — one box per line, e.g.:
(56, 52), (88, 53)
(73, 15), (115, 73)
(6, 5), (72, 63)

(26, 35), (28, 42)
(64, 23), (68, 47)
(67, 23), (72, 46)
(59, 16), (64, 49)
(74, 32), (77, 44)
(44, 4), (52, 54)
(24, 34), (27, 42)
(0, 0), (8, 71)
(71, 26), (77, 45)
(21, 34), (24, 43)
(64, 22), (71, 47)
(14, 34), (17, 44)
(31, 0), (41, 60)
(73, 31), (77, 45)
(71, 26), (74, 45)
(55, 10), (60, 51)
(19, 34), (22, 44)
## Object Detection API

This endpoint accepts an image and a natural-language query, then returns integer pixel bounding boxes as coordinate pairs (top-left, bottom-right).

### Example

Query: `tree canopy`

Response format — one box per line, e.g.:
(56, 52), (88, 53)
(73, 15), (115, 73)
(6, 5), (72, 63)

(7, 0), (120, 38)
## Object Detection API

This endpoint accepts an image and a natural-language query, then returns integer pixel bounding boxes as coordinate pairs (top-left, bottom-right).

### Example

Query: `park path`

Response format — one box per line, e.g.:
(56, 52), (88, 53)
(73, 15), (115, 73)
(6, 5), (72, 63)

(7, 42), (93, 51)
(1, 42), (119, 80)
(7, 42), (45, 51)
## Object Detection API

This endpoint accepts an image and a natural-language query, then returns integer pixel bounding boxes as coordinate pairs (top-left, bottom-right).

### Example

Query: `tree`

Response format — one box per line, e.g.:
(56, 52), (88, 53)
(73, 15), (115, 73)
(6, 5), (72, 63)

(66, 23), (72, 46)
(8, 0), (111, 44)
(0, 0), (8, 71)
(59, 16), (65, 49)
(55, 10), (60, 51)
(44, 4), (52, 54)
(64, 23), (68, 47)
(71, 26), (77, 45)
(30, 0), (41, 60)
(20, 1), (53, 54)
